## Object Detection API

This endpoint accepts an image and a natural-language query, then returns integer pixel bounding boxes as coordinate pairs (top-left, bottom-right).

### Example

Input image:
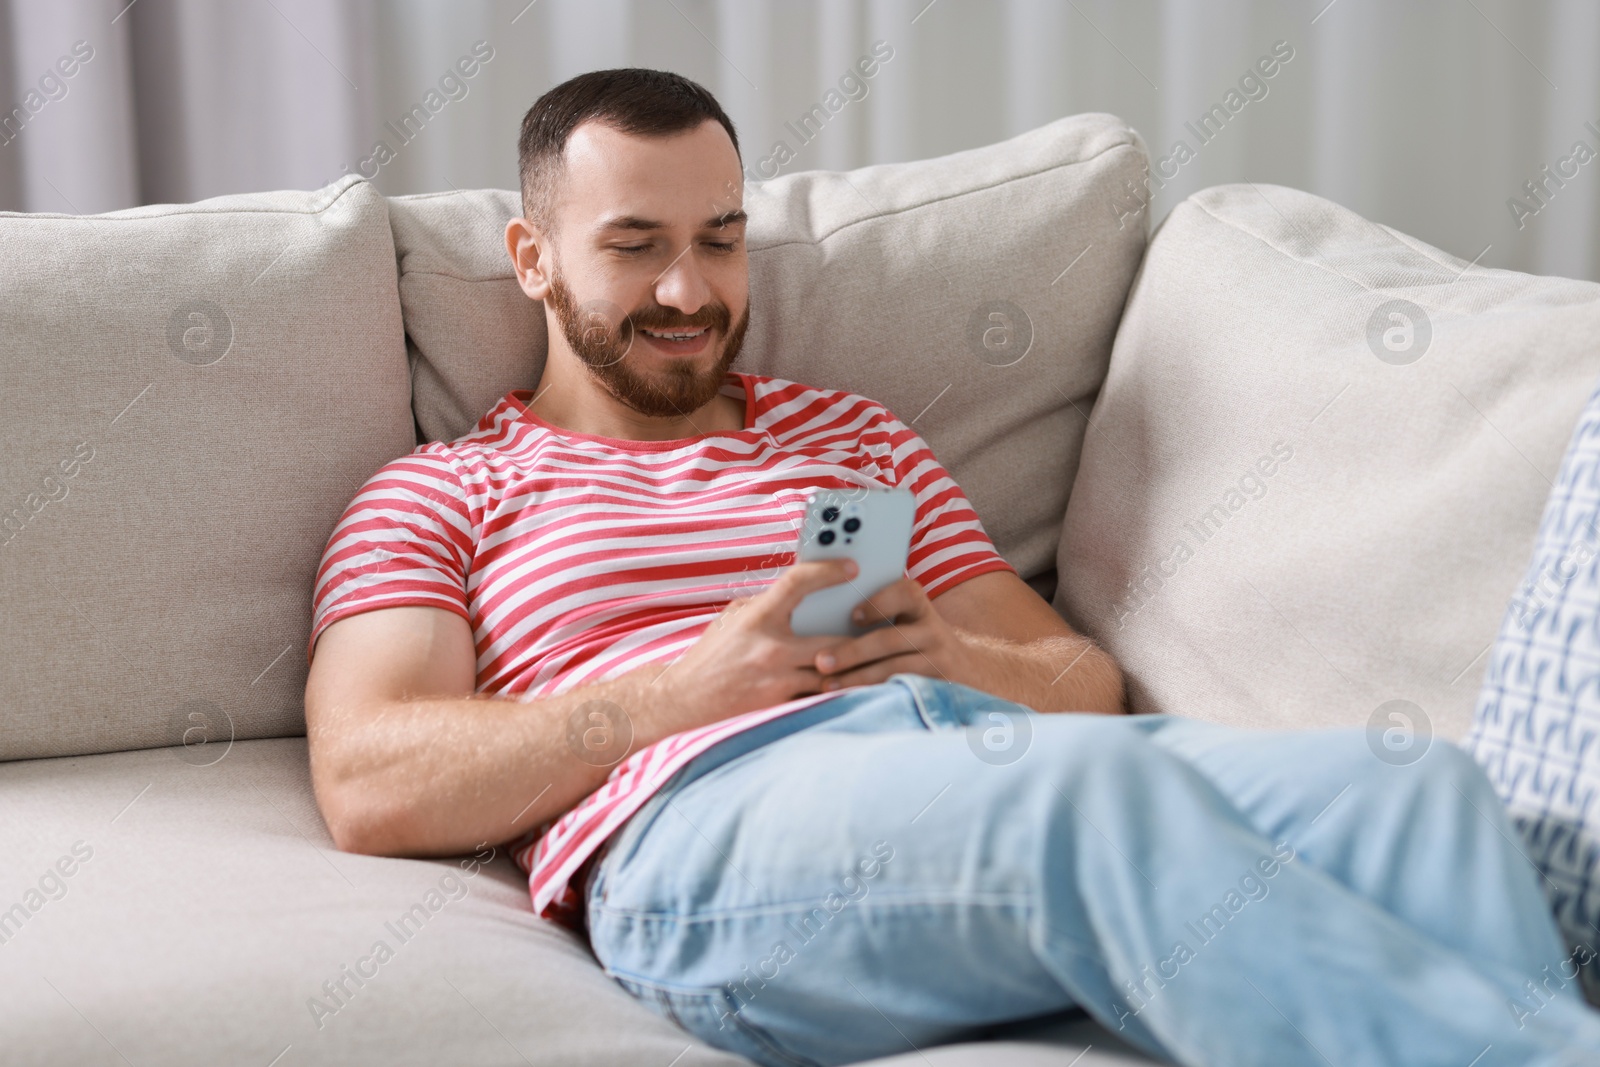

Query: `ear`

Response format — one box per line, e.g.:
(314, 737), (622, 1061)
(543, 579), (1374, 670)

(505, 216), (553, 302)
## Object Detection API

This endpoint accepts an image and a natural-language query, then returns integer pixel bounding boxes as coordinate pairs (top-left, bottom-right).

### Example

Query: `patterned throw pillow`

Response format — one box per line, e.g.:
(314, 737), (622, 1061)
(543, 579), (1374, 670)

(1466, 374), (1600, 1002)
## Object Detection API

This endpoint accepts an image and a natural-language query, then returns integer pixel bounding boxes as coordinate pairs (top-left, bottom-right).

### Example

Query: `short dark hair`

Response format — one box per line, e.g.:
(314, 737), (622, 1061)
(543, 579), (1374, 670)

(517, 68), (741, 231)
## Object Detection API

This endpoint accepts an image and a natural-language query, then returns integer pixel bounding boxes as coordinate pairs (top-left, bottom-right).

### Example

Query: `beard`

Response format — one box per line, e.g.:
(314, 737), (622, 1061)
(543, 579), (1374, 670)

(545, 266), (750, 420)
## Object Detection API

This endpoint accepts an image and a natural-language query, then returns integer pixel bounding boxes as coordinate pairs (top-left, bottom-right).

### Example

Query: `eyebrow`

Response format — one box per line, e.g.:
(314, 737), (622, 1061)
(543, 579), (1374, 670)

(596, 209), (748, 233)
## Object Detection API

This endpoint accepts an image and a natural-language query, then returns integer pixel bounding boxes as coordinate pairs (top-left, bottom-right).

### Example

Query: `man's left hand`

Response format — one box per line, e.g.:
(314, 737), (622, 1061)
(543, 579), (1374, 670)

(811, 577), (971, 690)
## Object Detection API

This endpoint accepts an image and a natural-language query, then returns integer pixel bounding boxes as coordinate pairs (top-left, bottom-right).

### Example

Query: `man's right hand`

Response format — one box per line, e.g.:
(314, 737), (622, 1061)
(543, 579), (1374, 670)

(658, 558), (862, 722)
(305, 557), (865, 858)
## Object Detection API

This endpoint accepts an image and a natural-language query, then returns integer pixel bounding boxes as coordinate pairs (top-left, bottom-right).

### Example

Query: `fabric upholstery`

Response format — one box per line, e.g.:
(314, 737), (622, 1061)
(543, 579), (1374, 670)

(1055, 183), (1600, 737)
(0, 739), (748, 1066)
(1466, 374), (1600, 998)
(0, 175), (414, 761)
(388, 112), (1151, 595)
(0, 739), (1149, 1065)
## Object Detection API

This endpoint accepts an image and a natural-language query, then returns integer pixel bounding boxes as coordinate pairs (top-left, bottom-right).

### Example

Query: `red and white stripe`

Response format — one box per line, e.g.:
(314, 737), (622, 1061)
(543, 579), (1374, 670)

(308, 371), (1014, 924)
(511, 690), (844, 924)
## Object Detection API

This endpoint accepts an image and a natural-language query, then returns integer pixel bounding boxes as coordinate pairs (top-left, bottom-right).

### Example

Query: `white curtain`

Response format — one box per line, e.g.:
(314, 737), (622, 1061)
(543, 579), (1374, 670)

(2, 0), (1596, 281)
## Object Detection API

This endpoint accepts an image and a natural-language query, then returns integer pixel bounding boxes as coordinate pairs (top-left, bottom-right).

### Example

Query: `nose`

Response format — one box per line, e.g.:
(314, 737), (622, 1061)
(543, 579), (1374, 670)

(651, 244), (711, 317)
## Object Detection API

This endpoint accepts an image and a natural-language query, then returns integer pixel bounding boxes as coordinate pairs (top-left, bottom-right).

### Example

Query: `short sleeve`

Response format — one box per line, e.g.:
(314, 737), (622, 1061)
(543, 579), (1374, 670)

(307, 447), (476, 664)
(870, 405), (1017, 598)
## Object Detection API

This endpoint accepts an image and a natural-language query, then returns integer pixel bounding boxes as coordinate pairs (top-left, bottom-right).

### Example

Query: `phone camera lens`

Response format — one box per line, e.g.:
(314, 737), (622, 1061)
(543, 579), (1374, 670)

(821, 506), (840, 523)
(842, 518), (861, 533)
(818, 529), (836, 545)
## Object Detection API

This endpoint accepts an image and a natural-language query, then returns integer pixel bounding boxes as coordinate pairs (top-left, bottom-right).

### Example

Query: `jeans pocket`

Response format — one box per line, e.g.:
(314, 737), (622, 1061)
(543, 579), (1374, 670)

(611, 973), (822, 1067)
(887, 672), (961, 731)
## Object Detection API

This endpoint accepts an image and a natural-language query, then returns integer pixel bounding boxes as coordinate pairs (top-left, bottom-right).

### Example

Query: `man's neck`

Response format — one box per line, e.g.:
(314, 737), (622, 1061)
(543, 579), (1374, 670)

(527, 362), (744, 442)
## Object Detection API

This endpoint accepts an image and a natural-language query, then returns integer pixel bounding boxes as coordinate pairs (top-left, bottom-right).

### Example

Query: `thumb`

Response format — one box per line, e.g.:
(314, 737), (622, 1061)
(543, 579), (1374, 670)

(751, 558), (860, 625)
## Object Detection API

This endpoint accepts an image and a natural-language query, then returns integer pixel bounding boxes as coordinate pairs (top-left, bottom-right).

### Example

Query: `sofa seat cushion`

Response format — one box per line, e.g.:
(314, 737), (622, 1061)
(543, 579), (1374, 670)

(0, 739), (1151, 1066)
(0, 738), (747, 1066)
(1056, 183), (1600, 737)
(388, 113), (1152, 598)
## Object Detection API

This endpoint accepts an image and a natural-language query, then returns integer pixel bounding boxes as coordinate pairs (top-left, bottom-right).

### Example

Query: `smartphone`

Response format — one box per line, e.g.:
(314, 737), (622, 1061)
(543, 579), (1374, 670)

(789, 486), (916, 637)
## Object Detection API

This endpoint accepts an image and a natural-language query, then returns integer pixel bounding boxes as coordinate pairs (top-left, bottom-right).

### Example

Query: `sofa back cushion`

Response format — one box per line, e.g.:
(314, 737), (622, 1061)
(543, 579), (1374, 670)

(0, 175), (413, 761)
(1056, 183), (1600, 738)
(389, 113), (1150, 592)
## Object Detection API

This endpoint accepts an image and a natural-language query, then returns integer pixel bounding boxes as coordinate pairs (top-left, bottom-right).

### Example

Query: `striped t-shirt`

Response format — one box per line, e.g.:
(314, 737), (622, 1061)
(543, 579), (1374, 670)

(308, 371), (1015, 925)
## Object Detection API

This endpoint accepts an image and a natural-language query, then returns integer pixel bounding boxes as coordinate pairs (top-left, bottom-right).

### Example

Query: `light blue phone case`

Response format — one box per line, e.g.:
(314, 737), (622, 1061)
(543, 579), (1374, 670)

(789, 486), (916, 637)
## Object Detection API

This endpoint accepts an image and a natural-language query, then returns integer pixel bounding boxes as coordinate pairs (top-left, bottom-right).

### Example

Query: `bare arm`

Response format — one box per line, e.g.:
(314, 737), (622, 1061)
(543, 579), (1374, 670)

(936, 570), (1127, 714)
(812, 570), (1126, 715)
(946, 627), (1124, 715)
(304, 560), (858, 857)
(306, 606), (690, 857)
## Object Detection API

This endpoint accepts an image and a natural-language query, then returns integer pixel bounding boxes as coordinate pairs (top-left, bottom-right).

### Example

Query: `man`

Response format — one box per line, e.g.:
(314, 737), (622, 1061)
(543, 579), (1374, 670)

(304, 69), (1599, 1067)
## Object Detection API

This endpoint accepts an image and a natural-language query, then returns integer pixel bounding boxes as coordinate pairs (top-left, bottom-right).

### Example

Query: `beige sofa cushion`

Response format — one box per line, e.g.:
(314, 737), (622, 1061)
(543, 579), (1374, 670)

(1055, 183), (1600, 739)
(389, 113), (1151, 592)
(0, 739), (1151, 1066)
(0, 176), (413, 761)
(0, 740), (749, 1067)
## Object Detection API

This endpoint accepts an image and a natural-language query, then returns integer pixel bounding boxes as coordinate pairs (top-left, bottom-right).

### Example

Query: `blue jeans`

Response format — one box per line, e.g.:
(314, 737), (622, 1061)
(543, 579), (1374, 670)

(586, 675), (1600, 1067)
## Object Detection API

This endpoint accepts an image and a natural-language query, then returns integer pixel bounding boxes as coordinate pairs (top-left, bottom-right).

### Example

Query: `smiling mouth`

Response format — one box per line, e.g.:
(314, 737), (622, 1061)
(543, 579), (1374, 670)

(640, 327), (709, 341)
(637, 325), (714, 356)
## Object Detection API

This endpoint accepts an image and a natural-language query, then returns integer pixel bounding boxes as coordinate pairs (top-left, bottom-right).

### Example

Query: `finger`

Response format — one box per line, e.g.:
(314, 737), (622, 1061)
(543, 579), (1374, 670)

(709, 590), (756, 629)
(815, 623), (920, 676)
(820, 652), (941, 692)
(787, 634), (852, 668)
(750, 558), (860, 623)
(785, 664), (828, 696)
(851, 577), (927, 628)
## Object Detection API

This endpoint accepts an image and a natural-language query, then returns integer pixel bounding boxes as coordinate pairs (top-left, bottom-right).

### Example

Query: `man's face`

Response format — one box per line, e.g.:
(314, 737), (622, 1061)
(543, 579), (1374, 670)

(540, 120), (750, 419)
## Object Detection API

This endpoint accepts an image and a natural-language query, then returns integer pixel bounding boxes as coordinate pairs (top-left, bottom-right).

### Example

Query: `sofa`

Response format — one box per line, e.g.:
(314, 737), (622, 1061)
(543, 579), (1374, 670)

(3, 110), (1597, 1066)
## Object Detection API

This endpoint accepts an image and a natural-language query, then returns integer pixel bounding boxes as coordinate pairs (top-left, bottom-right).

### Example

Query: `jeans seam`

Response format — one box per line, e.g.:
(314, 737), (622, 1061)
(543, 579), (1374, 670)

(601, 964), (715, 996)
(891, 672), (950, 730)
(605, 969), (825, 1067)
(718, 996), (825, 1067)
(591, 890), (1036, 924)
